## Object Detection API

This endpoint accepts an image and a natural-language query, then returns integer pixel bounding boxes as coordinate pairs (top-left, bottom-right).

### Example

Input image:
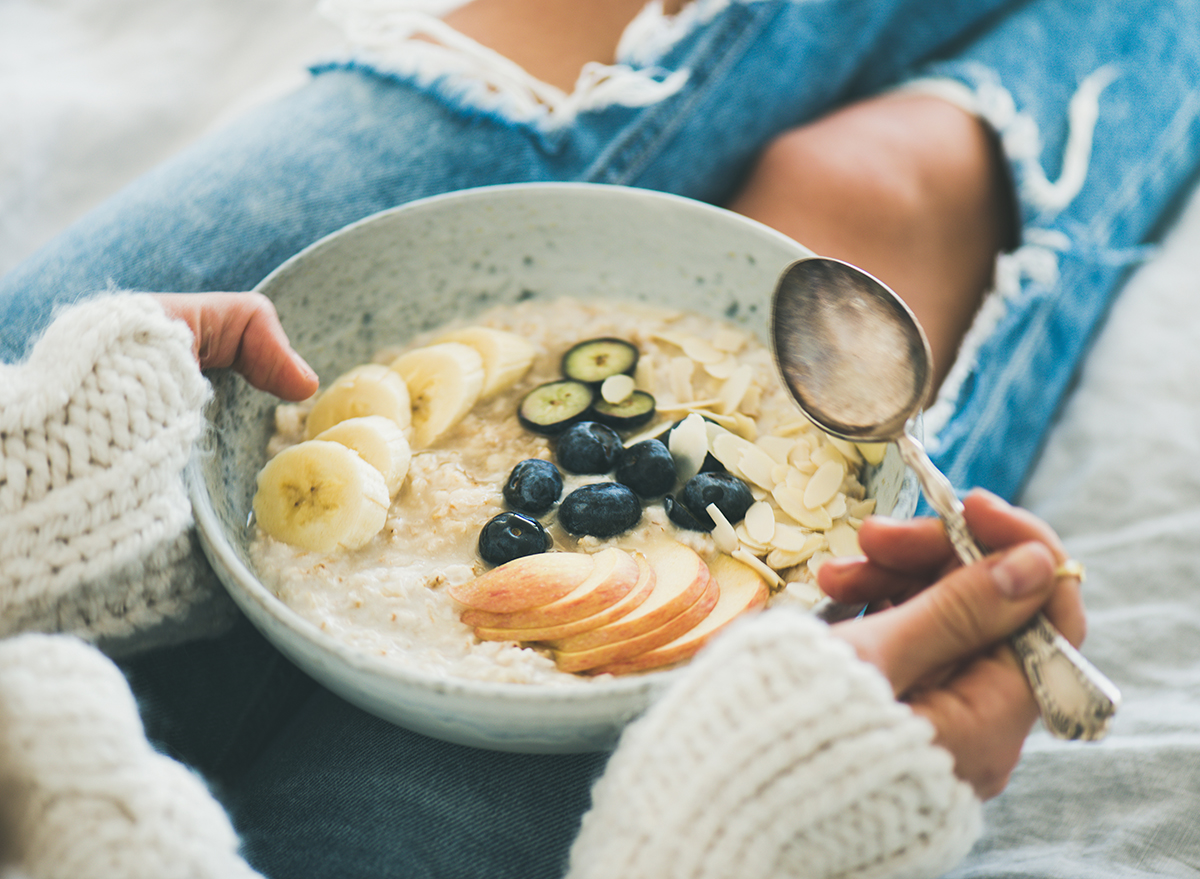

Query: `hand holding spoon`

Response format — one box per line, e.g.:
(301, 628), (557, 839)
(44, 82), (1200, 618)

(770, 256), (1120, 741)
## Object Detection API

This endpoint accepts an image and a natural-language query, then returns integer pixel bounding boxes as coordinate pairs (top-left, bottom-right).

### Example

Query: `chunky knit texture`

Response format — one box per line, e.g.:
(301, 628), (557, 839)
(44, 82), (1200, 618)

(0, 634), (263, 879)
(566, 610), (982, 879)
(0, 293), (235, 653)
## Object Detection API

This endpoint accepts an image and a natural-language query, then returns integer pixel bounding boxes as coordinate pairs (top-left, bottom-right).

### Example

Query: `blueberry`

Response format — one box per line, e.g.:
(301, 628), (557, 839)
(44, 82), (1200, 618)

(478, 512), (552, 565)
(614, 439), (676, 498)
(558, 483), (642, 538)
(678, 471), (754, 529)
(503, 459), (563, 515)
(556, 422), (623, 474)
(664, 494), (708, 531)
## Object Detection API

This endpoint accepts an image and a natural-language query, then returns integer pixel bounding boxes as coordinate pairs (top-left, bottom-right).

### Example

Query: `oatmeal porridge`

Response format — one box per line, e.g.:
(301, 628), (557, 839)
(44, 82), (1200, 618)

(250, 297), (882, 684)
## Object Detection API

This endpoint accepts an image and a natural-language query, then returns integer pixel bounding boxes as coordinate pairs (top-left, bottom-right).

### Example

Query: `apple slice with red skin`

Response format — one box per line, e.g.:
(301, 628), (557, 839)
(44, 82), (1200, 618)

(473, 552), (656, 642)
(447, 551), (594, 613)
(552, 574), (720, 674)
(593, 552), (770, 676)
(548, 540), (711, 653)
(462, 547), (640, 630)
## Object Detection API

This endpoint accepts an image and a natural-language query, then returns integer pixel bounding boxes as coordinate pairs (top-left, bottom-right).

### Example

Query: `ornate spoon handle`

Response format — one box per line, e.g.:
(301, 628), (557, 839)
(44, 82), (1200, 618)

(895, 433), (1120, 741)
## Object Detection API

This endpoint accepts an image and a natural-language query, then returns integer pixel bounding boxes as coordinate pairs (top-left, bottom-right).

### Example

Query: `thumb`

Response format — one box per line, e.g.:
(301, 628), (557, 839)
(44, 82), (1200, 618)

(834, 541), (1057, 697)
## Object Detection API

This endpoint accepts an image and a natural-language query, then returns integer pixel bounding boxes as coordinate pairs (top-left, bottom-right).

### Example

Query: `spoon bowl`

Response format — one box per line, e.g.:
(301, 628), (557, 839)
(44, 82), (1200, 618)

(770, 256), (1121, 741)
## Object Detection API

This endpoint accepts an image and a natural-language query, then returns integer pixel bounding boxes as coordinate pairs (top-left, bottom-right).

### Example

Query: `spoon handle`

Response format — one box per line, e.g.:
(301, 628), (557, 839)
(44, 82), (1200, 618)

(895, 433), (1120, 741)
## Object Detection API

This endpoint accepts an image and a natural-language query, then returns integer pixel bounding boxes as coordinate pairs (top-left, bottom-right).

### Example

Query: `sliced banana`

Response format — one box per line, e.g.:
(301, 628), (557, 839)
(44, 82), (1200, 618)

(314, 415), (412, 496)
(434, 326), (537, 398)
(253, 440), (390, 553)
(390, 342), (485, 448)
(304, 364), (411, 440)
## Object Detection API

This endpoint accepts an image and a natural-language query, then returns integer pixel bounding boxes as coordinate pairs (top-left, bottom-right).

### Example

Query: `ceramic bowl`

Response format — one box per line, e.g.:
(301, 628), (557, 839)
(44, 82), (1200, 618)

(187, 182), (918, 753)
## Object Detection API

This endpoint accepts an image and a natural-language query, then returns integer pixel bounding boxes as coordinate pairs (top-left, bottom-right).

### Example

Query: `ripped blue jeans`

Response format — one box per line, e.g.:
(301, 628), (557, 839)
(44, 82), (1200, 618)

(3, 1), (1200, 877)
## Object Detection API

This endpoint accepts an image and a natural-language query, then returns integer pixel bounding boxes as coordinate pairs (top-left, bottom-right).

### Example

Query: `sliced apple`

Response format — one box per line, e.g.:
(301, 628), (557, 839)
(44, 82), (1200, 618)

(447, 552), (594, 613)
(594, 552), (770, 676)
(473, 552), (656, 643)
(461, 547), (640, 629)
(549, 540), (710, 653)
(552, 575), (720, 674)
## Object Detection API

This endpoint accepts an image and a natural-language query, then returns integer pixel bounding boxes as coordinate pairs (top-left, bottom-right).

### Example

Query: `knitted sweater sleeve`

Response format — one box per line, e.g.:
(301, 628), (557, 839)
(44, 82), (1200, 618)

(0, 293), (236, 654)
(565, 609), (982, 879)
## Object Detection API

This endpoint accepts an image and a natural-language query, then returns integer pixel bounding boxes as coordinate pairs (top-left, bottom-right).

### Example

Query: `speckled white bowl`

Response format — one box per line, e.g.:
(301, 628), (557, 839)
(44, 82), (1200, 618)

(187, 183), (918, 753)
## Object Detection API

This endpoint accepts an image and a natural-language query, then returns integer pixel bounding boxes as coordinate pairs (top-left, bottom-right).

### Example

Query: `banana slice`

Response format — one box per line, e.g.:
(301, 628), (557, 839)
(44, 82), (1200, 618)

(389, 342), (485, 448)
(304, 364), (411, 440)
(434, 326), (537, 398)
(253, 440), (390, 553)
(314, 415), (412, 496)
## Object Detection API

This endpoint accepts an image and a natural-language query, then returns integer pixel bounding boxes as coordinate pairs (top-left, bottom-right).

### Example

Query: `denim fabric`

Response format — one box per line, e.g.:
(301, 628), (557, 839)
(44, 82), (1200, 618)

(5, 1), (1200, 877)
(917, 0), (1200, 502)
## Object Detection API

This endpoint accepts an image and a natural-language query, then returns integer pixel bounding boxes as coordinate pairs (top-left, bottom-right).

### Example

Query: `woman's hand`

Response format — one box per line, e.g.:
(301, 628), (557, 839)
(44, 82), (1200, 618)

(820, 490), (1086, 799)
(152, 292), (319, 401)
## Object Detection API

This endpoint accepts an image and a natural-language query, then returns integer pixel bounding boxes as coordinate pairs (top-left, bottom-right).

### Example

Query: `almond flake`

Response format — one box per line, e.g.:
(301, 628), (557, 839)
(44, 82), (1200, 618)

(810, 442), (847, 469)
(774, 418), (813, 438)
(767, 546), (819, 569)
(825, 436), (863, 465)
(848, 498), (877, 519)
(681, 335), (725, 364)
(716, 364), (753, 415)
(731, 548), (784, 589)
(669, 356), (695, 403)
(769, 522), (810, 552)
(824, 492), (848, 520)
(804, 460), (846, 509)
(731, 412), (758, 440)
(773, 484), (834, 530)
(669, 413), (709, 483)
(704, 356), (741, 380)
(711, 430), (753, 473)
(601, 374), (635, 404)
(652, 330), (693, 350)
(706, 503), (740, 554)
(826, 522), (862, 557)
(770, 464), (791, 486)
(783, 579), (824, 608)
(807, 550), (833, 577)
(756, 435), (796, 464)
(745, 501), (776, 544)
(784, 468), (810, 490)
(740, 383), (763, 417)
(737, 443), (778, 490)
(734, 523), (770, 554)
(634, 357), (656, 393)
(712, 328), (746, 353)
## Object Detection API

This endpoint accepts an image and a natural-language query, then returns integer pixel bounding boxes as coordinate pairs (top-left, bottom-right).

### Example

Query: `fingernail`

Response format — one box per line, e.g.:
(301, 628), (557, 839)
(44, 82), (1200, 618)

(991, 543), (1048, 599)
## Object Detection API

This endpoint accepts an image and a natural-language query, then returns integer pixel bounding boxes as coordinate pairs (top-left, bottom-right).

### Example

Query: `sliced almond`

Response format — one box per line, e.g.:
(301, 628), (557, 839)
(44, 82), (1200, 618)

(737, 443), (778, 490)
(703, 355), (741, 380)
(856, 441), (889, 465)
(712, 328), (746, 353)
(734, 523), (770, 555)
(669, 356), (695, 403)
(769, 522), (810, 552)
(848, 498), (877, 519)
(669, 412), (709, 484)
(600, 374), (635, 404)
(826, 521), (862, 557)
(756, 435), (796, 464)
(710, 429), (753, 473)
(773, 484), (834, 530)
(731, 548), (785, 589)
(681, 335), (725, 364)
(731, 412), (758, 440)
(706, 503), (740, 554)
(824, 492), (848, 520)
(716, 364), (753, 415)
(804, 460), (846, 509)
(744, 501), (776, 544)
(825, 436), (863, 465)
(810, 442), (847, 469)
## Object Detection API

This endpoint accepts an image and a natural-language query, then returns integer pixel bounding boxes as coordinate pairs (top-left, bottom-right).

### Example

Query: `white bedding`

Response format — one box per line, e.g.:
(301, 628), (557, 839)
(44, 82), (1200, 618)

(4, 1), (1199, 875)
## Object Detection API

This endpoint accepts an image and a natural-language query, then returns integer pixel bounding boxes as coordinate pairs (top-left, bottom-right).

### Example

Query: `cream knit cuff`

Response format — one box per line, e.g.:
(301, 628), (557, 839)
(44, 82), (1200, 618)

(566, 609), (982, 879)
(0, 293), (236, 653)
(0, 634), (263, 879)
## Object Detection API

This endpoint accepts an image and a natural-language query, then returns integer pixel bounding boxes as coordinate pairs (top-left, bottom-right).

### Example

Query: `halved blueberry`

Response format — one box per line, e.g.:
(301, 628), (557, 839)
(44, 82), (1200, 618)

(561, 338), (639, 384)
(517, 380), (594, 435)
(592, 390), (656, 431)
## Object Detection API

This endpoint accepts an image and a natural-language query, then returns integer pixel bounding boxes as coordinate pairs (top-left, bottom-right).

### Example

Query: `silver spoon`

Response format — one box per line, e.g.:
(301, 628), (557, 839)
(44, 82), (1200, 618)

(770, 256), (1120, 741)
